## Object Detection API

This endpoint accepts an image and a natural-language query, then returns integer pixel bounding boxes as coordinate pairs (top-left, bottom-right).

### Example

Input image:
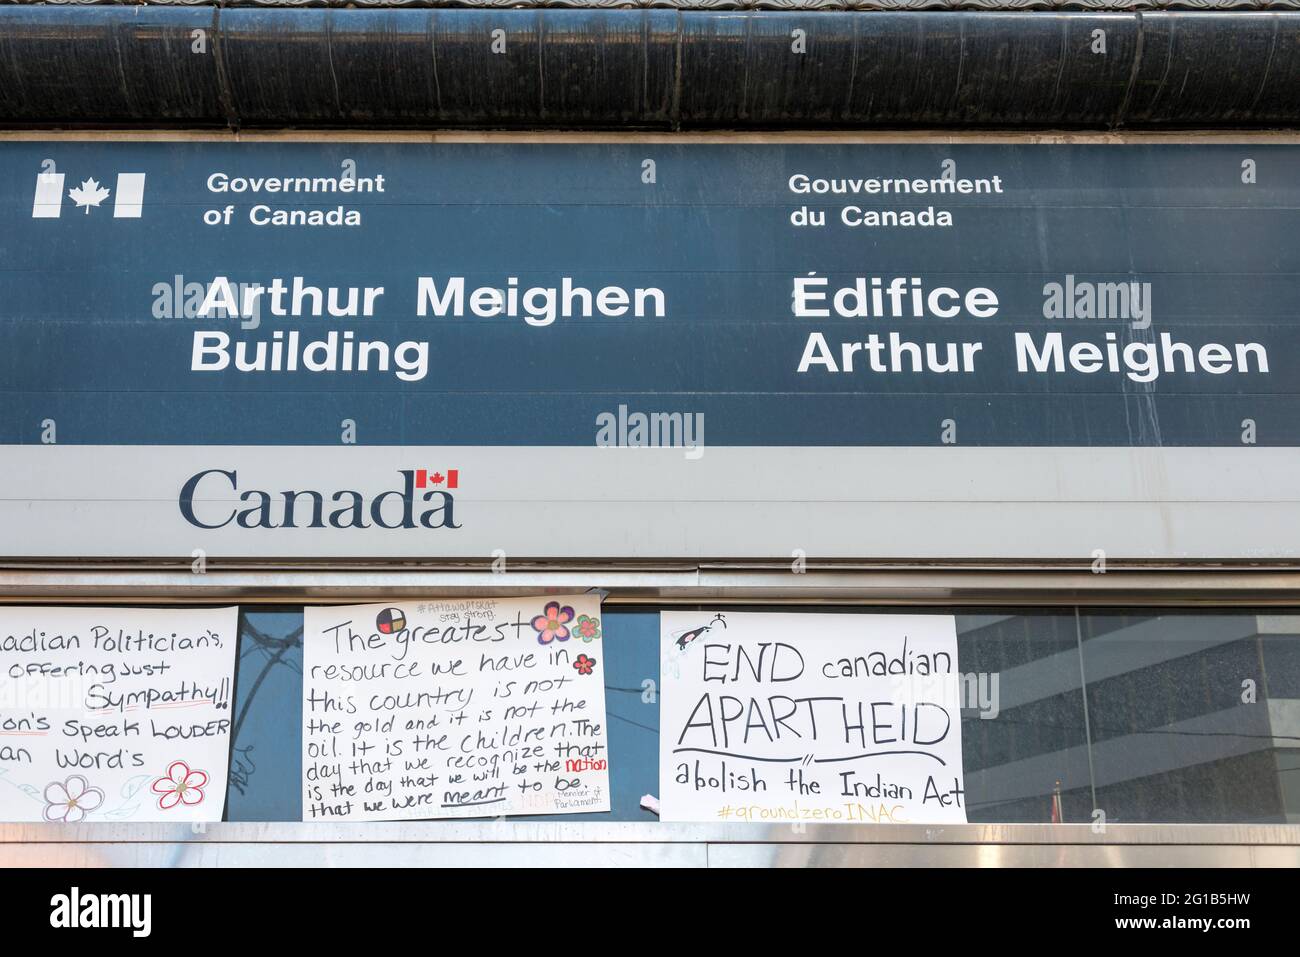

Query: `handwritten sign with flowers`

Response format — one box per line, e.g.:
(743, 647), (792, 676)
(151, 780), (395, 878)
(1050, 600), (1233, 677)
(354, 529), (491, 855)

(0, 606), (239, 823)
(302, 595), (610, 821)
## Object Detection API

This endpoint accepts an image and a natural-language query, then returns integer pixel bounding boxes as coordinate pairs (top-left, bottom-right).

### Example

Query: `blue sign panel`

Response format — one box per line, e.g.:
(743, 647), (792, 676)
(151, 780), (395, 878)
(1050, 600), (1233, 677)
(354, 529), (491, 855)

(2, 141), (1296, 448)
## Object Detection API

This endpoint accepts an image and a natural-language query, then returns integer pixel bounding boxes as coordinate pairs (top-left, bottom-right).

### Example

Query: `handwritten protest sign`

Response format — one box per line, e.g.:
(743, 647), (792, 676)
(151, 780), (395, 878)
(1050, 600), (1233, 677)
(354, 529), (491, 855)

(303, 597), (610, 821)
(660, 611), (966, 825)
(0, 606), (239, 822)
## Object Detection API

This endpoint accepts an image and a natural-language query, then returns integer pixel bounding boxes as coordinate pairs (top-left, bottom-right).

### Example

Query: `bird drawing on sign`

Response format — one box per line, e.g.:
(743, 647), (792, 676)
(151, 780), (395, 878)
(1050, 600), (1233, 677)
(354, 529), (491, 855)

(672, 613), (727, 651)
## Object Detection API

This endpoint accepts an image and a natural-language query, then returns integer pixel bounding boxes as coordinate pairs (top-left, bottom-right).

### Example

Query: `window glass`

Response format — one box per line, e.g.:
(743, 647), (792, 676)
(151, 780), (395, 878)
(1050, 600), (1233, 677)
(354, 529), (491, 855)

(956, 612), (1088, 823)
(1081, 610), (1300, 824)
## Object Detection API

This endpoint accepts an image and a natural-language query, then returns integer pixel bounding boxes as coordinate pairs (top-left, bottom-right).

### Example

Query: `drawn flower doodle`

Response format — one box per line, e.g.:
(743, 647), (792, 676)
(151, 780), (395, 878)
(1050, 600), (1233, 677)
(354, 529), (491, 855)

(531, 601), (574, 645)
(573, 654), (597, 676)
(574, 615), (602, 642)
(151, 761), (208, 810)
(42, 775), (104, 823)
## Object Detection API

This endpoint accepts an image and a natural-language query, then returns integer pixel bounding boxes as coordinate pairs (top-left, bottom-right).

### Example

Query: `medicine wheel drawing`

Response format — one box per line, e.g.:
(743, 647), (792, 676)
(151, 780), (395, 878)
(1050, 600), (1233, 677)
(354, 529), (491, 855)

(375, 607), (407, 634)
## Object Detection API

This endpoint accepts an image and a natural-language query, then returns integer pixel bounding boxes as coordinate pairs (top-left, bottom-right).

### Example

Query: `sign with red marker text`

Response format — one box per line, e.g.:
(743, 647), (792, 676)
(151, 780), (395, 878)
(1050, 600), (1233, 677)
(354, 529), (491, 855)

(302, 597), (610, 821)
(659, 611), (966, 825)
(0, 606), (238, 823)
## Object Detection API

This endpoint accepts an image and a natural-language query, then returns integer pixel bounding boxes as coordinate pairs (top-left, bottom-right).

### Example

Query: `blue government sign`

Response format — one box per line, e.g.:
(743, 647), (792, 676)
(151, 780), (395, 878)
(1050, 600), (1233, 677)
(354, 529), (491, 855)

(2, 141), (1296, 447)
(0, 139), (1296, 560)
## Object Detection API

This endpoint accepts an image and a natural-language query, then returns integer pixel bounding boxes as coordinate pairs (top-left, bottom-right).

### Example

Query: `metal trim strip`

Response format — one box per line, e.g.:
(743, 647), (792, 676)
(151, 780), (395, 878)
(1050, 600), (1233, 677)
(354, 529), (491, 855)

(2, 821), (1297, 844)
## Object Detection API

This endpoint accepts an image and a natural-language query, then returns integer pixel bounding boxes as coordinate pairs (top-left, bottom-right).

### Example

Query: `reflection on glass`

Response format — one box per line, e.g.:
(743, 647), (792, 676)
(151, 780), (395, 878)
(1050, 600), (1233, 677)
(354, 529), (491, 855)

(959, 609), (1300, 824)
(957, 613), (1090, 823)
(1081, 611), (1300, 824)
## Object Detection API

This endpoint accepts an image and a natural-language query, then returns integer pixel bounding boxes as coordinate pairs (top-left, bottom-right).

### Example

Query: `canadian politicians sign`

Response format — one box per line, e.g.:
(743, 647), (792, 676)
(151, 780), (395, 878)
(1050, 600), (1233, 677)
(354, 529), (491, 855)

(1, 140), (1299, 560)
(0, 606), (239, 823)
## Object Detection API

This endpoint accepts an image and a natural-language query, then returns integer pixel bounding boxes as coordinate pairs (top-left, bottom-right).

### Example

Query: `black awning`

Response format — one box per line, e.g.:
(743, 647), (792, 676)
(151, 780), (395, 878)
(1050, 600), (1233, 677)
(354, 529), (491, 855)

(0, 8), (1296, 128)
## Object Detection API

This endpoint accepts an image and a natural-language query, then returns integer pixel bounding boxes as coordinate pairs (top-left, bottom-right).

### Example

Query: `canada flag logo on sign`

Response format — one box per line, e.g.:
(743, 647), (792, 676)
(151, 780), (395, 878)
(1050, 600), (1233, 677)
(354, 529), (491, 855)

(31, 170), (147, 218)
(414, 469), (459, 489)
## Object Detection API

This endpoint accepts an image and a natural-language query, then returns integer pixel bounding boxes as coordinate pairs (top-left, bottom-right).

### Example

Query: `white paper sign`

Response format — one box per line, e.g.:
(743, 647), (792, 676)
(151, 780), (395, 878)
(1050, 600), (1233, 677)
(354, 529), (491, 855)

(0, 606), (239, 823)
(660, 611), (967, 825)
(303, 596), (610, 821)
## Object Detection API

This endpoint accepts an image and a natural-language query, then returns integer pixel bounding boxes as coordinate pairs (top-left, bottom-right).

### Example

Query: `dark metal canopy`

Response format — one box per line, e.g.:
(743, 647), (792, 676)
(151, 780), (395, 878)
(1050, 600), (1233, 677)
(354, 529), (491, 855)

(0, 7), (1297, 128)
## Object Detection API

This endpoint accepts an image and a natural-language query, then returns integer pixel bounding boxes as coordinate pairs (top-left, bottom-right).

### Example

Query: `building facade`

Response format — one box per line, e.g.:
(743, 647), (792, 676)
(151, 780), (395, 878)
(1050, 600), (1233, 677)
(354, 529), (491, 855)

(1, 2), (1299, 867)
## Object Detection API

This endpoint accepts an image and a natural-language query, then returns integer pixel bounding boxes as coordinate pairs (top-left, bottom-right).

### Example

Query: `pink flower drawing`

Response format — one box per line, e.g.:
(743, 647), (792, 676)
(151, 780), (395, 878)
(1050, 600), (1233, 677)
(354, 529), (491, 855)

(531, 601), (575, 645)
(151, 760), (208, 810)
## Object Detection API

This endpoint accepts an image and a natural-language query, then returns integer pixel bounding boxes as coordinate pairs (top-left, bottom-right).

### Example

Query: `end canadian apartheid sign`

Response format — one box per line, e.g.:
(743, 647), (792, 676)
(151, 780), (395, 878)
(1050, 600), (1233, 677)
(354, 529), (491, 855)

(659, 610), (967, 825)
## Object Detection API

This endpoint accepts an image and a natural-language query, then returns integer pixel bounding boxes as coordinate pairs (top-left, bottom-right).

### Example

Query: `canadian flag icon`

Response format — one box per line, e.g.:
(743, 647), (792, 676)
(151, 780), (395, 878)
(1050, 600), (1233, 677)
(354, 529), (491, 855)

(31, 172), (147, 219)
(415, 469), (459, 489)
